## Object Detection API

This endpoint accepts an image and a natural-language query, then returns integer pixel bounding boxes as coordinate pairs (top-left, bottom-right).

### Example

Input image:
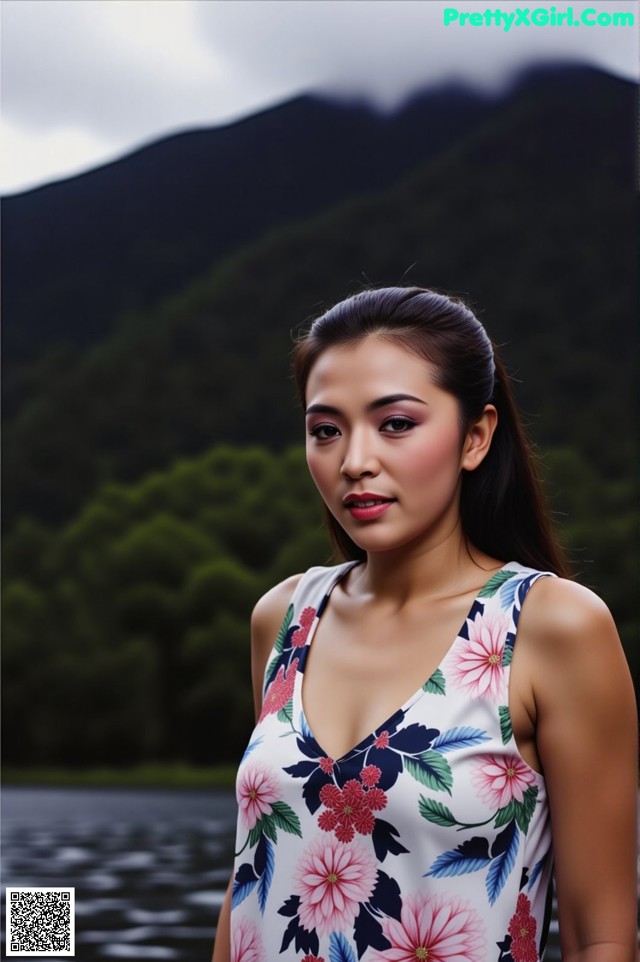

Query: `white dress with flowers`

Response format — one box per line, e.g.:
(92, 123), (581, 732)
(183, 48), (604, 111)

(229, 561), (555, 962)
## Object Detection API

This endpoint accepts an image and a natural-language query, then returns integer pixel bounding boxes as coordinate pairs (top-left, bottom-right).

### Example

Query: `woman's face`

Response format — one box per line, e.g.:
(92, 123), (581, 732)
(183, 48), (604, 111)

(304, 335), (485, 556)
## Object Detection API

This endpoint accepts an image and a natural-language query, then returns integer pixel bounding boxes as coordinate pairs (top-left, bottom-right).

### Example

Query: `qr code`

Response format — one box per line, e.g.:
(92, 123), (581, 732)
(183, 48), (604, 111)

(5, 888), (75, 956)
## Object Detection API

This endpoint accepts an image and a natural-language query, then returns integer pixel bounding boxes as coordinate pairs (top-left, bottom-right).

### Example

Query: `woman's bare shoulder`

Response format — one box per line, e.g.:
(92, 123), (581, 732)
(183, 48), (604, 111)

(518, 575), (632, 707)
(519, 575), (618, 652)
(251, 573), (305, 651)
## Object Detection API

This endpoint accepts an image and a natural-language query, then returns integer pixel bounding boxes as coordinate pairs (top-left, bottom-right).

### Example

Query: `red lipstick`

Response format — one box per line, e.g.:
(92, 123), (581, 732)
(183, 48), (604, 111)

(343, 492), (396, 522)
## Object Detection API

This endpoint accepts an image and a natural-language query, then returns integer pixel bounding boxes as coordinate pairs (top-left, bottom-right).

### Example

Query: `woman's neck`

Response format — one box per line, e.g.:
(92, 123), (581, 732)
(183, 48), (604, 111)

(347, 524), (502, 610)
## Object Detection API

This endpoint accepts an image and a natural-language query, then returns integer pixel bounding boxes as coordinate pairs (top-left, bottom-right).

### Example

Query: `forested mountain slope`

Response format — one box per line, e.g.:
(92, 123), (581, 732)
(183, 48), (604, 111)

(4, 65), (635, 533)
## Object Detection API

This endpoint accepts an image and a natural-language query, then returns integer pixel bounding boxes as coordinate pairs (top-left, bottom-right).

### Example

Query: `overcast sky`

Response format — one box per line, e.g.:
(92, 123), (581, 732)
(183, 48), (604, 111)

(1, 0), (637, 195)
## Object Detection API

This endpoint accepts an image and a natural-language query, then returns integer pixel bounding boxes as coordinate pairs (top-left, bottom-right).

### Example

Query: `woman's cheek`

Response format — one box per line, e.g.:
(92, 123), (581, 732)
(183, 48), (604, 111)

(404, 430), (462, 483)
(306, 449), (331, 499)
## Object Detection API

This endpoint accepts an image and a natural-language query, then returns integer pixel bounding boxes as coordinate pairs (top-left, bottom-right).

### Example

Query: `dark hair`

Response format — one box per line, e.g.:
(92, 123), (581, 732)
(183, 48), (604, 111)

(292, 286), (570, 577)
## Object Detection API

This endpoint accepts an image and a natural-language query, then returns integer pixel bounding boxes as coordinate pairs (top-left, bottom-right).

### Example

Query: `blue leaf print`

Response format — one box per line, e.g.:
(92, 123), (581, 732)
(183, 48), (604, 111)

(430, 726), (490, 753)
(487, 821), (520, 905)
(299, 711), (313, 739)
(257, 837), (275, 913)
(516, 575), (537, 614)
(499, 575), (519, 609)
(426, 836), (491, 878)
(240, 737), (263, 763)
(231, 862), (258, 908)
(527, 851), (548, 891)
(426, 850), (492, 878)
(329, 931), (357, 962)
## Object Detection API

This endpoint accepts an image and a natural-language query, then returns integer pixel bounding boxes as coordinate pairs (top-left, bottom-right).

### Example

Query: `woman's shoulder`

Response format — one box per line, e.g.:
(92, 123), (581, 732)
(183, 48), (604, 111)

(516, 576), (634, 736)
(516, 574), (624, 674)
(251, 563), (353, 646)
(519, 574), (615, 639)
(251, 573), (305, 637)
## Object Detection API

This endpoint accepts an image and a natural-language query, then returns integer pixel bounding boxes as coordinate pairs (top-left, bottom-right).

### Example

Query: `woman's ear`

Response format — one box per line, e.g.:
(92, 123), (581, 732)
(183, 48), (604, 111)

(461, 404), (498, 471)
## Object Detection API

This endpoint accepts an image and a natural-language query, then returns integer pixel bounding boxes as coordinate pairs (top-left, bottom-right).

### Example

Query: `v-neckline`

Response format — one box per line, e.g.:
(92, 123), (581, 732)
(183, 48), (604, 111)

(297, 559), (513, 764)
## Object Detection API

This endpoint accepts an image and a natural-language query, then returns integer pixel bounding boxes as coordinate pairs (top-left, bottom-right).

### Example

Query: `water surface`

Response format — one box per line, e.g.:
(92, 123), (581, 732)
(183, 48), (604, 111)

(1, 786), (559, 959)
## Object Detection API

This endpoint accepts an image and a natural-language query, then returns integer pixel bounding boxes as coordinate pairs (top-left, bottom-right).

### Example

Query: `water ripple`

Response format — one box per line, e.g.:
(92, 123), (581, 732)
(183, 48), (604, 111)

(1, 786), (561, 961)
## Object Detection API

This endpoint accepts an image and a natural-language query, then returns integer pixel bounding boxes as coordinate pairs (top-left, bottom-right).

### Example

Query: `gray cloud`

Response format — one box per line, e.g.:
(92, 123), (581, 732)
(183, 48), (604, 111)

(1, 0), (637, 192)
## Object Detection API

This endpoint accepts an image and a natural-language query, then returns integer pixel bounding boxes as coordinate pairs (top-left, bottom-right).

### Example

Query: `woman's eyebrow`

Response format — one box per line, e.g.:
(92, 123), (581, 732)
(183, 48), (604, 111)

(305, 393), (428, 416)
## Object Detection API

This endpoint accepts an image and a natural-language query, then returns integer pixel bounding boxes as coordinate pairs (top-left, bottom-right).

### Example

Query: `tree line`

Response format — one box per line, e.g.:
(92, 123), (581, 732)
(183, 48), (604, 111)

(3, 443), (635, 769)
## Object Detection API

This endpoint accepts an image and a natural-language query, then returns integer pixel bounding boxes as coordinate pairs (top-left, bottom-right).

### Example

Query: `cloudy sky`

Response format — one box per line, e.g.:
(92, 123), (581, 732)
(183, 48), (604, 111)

(1, 0), (637, 195)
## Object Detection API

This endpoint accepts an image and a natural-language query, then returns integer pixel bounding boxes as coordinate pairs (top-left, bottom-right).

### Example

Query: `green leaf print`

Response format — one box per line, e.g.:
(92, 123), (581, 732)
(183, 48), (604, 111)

(418, 796), (458, 827)
(494, 800), (518, 829)
(405, 751), (453, 794)
(248, 822), (263, 849)
(493, 785), (539, 834)
(498, 706), (512, 744)
(422, 667), (446, 695)
(501, 644), (513, 667)
(478, 569), (517, 598)
(265, 653), (280, 683)
(275, 604), (294, 653)
(515, 786), (538, 834)
(260, 816), (278, 843)
(269, 801), (303, 837)
(277, 698), (294, 724)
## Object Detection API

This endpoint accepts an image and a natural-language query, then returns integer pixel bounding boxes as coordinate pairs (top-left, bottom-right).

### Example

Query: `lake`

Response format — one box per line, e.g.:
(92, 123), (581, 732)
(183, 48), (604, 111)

(1, 786), (560, 959)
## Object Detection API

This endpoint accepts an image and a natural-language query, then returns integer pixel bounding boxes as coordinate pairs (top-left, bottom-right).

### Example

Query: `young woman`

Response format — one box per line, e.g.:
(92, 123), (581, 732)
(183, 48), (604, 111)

(213, 287), (637, 962)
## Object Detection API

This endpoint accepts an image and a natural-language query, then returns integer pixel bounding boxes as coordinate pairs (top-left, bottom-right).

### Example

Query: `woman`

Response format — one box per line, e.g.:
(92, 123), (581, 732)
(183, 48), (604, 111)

(213, 287), (637, 961)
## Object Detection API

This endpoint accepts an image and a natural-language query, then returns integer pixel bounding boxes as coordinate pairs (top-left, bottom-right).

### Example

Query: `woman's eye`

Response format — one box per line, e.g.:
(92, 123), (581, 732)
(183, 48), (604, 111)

(382, 417), (415, 433)
(309, 424), (340, 440)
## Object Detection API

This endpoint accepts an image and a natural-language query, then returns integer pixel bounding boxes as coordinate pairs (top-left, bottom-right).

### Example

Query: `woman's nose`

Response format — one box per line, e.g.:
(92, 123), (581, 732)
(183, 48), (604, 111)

(340, 428), (380, 479)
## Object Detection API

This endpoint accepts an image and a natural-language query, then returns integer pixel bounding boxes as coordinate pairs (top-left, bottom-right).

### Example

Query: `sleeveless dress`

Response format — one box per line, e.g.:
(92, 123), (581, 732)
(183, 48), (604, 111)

(230, 561), (556, 962)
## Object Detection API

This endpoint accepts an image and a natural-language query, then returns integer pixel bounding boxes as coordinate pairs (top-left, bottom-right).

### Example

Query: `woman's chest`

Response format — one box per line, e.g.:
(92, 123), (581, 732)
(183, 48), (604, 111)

(299, 598), (480, 762)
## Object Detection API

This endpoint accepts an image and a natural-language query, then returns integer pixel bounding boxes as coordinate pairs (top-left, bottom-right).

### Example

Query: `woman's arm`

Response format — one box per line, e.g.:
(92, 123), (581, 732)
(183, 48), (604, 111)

(210, 573), (303, 962)
(211, 880), (232, 962)
(521, 577), (638, 962)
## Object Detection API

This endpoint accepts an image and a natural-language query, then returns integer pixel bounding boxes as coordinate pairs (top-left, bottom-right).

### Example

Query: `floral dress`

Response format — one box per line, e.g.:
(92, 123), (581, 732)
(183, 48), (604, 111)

(229, 561), (555, 962)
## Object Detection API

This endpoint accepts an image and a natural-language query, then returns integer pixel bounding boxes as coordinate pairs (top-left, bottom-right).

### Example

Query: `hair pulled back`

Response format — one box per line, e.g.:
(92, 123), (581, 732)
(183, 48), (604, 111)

(292, 286), (569, 577)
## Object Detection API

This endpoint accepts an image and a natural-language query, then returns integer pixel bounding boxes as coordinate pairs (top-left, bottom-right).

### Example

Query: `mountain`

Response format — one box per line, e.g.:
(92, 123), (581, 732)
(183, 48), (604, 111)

(2, 81), (500, 368)
(3, 63), (636, 534)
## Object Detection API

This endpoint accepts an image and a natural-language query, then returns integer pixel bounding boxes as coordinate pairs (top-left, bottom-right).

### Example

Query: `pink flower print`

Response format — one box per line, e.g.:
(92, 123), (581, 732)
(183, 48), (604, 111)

(293, 836), (377, 936)
(317, 779), (386, 842)
(374, 730), (390, 749)
(236, 765), (278, 830)
(301, 957), (325, 962)
(291, 607), (317, 647)
(473, 754), (536, 810)
(450, 610), (510, 700)
(319, 756), (334, 774)
(259, 657), (299, 722)
(374, 894), (485, 962)
(508, 893), (538, 962)
(361, 764), (381, 787)
(231, 917), (265, 962)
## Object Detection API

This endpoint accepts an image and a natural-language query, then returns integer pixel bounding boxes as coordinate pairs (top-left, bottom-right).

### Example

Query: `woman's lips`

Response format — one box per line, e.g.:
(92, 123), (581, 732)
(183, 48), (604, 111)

(344, 497), (396, 521)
